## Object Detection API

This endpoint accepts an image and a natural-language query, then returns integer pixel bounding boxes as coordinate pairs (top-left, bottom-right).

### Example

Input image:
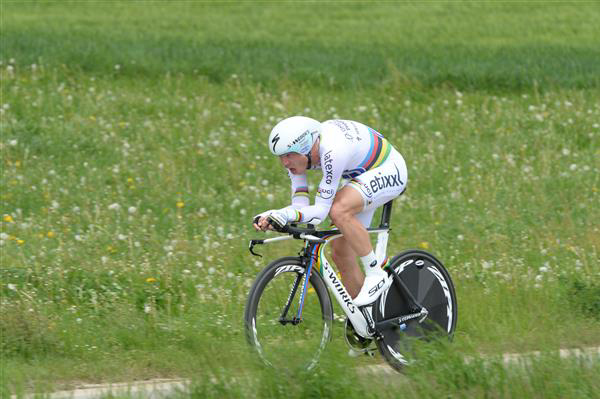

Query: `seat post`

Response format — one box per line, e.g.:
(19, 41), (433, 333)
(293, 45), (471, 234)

(379, 200), (394, 228)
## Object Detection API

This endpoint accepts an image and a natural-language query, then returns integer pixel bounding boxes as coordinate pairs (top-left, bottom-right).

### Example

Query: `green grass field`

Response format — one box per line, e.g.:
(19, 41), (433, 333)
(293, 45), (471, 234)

(1, 2), (599, 398)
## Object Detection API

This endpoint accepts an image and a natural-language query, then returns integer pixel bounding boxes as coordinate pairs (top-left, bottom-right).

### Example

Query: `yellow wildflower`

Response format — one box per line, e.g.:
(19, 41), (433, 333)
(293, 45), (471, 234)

(17, 239), (24, 245)
(47, 231), (55, 238)
(3, 215), (13, 223)
(146, 277), (157, 283)
(418, 241), (430, 250)
(176, 201), (185, 209)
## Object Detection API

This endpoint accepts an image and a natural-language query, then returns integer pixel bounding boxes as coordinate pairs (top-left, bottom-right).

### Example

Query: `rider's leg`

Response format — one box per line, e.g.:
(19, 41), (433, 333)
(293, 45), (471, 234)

(330, 187), (389, 305)
(330, 237), (363, 298)
(329, 186), (372, 255)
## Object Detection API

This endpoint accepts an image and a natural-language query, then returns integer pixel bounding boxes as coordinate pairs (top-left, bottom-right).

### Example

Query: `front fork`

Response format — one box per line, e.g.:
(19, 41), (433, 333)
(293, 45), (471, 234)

(278, 244), (316, 325)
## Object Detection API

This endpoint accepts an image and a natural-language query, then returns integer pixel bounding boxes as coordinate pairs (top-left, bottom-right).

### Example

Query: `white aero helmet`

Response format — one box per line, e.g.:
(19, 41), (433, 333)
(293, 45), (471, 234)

(268, 116), (321, 156)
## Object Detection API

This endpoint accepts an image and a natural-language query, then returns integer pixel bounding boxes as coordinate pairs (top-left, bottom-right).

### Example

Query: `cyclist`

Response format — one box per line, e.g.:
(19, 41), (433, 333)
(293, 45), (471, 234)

(253, 116), (407, 306)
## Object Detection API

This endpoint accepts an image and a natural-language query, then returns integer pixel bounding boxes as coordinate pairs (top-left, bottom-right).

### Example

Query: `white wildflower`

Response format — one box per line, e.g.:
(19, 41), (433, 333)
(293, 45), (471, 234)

(128, 206), (137, 214)
(108, 203), (121, 211)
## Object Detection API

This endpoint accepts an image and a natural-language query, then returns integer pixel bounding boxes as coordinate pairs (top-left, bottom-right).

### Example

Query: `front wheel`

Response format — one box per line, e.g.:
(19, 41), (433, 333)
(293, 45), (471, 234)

(244, 257), (333, 371)
(374, 250), (457, 372)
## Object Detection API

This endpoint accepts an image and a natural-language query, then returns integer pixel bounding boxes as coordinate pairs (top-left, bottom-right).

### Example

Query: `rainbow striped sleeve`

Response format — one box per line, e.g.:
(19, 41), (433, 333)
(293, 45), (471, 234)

(293, 186), (309, 199)
(293, 210), (303, 222)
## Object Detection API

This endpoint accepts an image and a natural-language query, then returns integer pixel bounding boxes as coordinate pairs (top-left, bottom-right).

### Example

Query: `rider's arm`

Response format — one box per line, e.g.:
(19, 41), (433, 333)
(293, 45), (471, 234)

(286, 145), (349, 225)
(288, 170), (310, 208)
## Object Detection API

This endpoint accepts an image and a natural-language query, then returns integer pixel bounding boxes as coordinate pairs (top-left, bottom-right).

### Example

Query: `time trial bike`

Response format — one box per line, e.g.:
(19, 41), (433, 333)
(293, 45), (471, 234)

(244, 200), (457, 372)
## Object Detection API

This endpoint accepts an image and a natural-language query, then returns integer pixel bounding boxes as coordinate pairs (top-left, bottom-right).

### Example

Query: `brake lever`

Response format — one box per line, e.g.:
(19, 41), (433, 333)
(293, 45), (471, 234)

(248, 239), (264, 257)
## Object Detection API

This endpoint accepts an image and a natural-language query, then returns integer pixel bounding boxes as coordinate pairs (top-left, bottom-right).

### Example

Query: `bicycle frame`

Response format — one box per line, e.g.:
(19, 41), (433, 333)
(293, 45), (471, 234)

(249, 201), (418, 339)
(310, 228), (390, 337)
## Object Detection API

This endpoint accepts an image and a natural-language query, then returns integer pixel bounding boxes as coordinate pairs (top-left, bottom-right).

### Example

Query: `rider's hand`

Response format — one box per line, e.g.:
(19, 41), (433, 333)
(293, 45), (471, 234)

(252, 210), (276, 232)
(252, 208), (299, 232)
(253, 215), (274, 232)
(266, 210), (288, 231)
(266, 208), (299, 231)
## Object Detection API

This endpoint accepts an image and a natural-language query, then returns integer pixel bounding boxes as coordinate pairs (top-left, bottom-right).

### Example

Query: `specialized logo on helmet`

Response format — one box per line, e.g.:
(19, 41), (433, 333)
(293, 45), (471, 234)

(287, 130), (312, 149)
(271, 133), (280, 152)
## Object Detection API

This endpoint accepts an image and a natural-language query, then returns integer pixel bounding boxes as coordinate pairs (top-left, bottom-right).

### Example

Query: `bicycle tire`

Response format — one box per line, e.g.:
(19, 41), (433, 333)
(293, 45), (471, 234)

(374, 249), (457, 372)
(244, 257), (334, 371)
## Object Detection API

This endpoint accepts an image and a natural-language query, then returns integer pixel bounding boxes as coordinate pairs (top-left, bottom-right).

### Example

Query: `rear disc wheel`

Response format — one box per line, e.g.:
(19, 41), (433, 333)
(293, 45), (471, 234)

(374, 250), (457, 371)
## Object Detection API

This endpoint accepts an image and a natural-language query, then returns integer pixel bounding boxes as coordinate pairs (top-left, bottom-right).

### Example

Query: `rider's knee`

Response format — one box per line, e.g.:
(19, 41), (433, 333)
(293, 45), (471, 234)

(329, 203), (352, 226)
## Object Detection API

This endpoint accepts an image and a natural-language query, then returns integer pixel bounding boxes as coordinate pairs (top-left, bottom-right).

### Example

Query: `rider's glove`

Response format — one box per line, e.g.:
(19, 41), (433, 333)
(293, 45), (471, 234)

(267, 208), (302, 230)
(252, 209), (277, 225)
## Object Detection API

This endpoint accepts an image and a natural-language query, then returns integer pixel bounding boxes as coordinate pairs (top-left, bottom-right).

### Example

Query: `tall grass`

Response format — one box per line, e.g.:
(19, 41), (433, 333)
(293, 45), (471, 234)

(2, 2), (600, 89)
(1, 2), (599, 397)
